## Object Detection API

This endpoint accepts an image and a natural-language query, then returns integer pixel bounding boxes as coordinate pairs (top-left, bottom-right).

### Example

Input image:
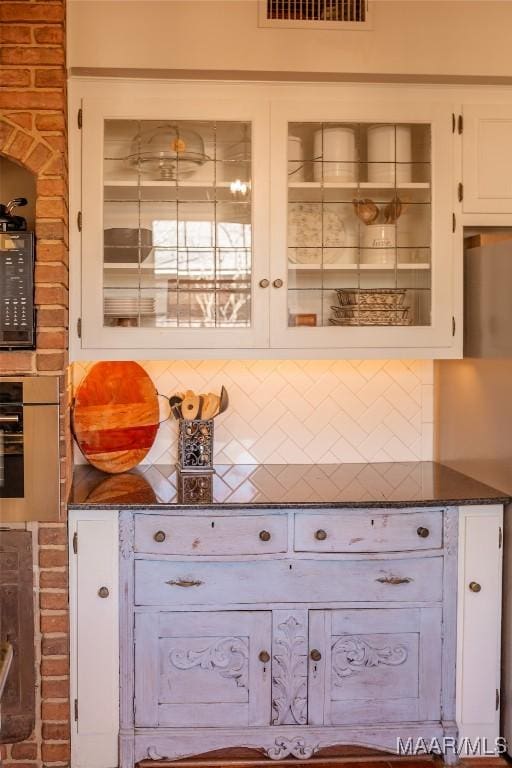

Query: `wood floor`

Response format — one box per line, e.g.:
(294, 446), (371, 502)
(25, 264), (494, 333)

(138, 755), (509, 768)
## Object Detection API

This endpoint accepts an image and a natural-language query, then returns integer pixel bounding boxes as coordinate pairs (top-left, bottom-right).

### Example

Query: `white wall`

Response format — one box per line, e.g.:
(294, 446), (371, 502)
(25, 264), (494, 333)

(72, 359), (434, 465)
(435, 358), (512, 494)
(68, 1), (512, 79)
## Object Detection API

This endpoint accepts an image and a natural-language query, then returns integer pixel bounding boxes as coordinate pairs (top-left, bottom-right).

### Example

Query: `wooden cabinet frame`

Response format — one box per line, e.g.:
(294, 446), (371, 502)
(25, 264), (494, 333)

(68, 78), (463, 360)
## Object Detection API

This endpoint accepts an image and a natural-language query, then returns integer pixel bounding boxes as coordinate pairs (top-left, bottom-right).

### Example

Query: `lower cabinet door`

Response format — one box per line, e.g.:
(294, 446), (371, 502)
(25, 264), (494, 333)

(308, 607), (442, 726)
(134, 610), (272, 728)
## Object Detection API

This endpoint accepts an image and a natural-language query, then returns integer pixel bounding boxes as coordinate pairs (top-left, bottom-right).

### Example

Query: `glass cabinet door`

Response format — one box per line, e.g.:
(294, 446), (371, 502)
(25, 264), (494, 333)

(103, 119), (252, 329)
(270, 102), (454, 352)
(80, 96), (270, 351)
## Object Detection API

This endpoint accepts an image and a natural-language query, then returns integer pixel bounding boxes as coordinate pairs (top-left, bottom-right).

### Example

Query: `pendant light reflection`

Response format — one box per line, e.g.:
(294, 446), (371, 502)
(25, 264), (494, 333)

(230, 179), (250, 197)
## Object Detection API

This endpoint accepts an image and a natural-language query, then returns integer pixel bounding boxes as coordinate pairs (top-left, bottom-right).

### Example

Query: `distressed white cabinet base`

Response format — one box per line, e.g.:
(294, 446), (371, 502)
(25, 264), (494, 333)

(70, 504), (503, 767)
(119, 507), (462, 767)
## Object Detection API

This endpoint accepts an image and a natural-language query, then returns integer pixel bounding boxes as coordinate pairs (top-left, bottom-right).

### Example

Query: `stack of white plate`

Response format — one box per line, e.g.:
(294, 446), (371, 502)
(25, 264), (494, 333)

(104, 296), (156, 317)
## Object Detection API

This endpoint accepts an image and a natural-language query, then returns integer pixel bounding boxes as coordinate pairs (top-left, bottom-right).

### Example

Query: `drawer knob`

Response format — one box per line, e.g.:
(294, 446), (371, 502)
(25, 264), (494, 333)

(154, 530), (166, 543)
(417, 526), (430, 538)
(310, 649), (322, 662)
(98, 586), (109, 599)
(258, 650), (270, 663)
(315, 529), (327, 541)
(469, 581), (482, 593)
(259, 530), (271, 542)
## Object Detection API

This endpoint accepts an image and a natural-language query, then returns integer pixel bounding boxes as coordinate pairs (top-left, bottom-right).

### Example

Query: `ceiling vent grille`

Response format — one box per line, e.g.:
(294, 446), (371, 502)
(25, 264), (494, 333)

(259, 0), (370, 29)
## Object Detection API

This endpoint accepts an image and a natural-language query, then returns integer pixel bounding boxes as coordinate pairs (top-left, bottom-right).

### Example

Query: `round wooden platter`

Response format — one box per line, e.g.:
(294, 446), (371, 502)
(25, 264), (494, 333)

(84, 472), (158, 505)
(72, 361), (160, 474)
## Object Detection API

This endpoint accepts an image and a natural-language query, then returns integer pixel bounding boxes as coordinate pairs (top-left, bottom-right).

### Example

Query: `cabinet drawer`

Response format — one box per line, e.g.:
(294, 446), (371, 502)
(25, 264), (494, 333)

(134, 514), (288, 556)
(294, 510), (443, 553)
(135, 556), (443, 606)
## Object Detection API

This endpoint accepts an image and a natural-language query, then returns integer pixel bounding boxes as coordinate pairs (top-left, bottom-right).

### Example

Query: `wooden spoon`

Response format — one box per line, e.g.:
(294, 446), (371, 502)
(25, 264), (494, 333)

(352, 198), (379, 225)
(383, 196), (402, 224)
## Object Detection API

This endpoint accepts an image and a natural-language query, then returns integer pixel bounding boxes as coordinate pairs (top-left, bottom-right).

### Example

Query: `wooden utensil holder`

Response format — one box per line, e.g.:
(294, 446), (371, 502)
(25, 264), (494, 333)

(177, 419), (215, 474)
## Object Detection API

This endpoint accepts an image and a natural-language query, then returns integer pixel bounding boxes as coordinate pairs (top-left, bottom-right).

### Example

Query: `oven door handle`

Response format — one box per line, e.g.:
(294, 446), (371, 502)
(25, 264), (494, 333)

(0, 415), (19, 423)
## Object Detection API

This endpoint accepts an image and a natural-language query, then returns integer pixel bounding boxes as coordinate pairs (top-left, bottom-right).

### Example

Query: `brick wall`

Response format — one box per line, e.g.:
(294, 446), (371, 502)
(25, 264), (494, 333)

(0, 2), (70, 768)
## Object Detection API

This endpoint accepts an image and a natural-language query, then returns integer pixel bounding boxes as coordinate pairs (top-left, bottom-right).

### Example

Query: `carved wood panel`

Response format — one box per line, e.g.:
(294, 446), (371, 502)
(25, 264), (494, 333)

(319, 607), (441, 726)
(135, 610), (272, 728)
(164, 636), (250, 701)
(271, 609), (308, 725)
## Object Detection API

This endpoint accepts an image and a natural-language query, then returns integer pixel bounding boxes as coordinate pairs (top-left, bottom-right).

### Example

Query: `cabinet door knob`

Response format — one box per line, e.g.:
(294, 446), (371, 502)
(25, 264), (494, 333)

(310, 649), (322, 662)
(259, 279), (270, 288)
(258, 650), (270, 663)
(259, 530), (271, 542)
(98, 586), (109, 599)
(272, 278), (283, 288)
(154, 530), (166, 543)
(417, 526), (430, 538)
(315, 529), (327, 541)
(469, 581), (482, 593)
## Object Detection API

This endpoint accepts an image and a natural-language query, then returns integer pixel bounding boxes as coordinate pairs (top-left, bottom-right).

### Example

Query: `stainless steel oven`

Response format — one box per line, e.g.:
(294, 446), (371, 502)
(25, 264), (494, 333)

(0, 377), (60, 522)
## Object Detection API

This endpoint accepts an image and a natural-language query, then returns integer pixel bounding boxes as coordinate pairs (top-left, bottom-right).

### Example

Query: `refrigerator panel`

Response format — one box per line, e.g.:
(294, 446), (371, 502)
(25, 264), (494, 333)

(464, 234), (512, 357)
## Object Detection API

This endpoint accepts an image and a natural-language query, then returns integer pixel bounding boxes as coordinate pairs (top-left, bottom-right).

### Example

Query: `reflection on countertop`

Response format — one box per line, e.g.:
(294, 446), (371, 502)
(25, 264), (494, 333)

(68, 461), (510, 509)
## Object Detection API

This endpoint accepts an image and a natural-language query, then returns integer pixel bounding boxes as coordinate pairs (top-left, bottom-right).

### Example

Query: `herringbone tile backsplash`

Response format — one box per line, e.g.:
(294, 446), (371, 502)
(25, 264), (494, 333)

(72, 359), (434, 465)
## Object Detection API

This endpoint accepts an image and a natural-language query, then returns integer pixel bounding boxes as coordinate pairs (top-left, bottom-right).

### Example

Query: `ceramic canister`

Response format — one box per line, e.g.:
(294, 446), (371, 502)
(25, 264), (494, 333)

(367, 124), (412, 184)
(313, 125), (357, 183)
(361, 223), (396, 264)
(288, 135), (304, 181)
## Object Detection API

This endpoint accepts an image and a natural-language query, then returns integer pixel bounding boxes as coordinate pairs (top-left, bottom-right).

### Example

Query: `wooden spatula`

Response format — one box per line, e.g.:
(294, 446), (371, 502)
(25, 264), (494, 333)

(181, 390), (201, 420)
(201, 393), (220, 420)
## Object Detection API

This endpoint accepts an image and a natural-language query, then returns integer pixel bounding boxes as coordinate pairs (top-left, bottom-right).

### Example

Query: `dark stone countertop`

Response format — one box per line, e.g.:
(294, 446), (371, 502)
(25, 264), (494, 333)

(68, 461), (510, 510)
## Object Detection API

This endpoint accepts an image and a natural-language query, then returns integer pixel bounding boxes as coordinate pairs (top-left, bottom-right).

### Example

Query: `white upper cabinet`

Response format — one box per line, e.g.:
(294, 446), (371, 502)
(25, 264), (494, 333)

(70, 81), (460, 359)
(79, 92), (271, 352)
(269, 100), (455, 353)
(462, 104), (512, 214)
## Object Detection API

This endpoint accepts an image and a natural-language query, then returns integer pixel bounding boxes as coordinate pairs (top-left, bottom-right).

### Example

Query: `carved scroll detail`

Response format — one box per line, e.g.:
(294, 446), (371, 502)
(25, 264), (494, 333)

(332, 636), (408, 685)
(272, 615), (307, 725)
(169, 637), (249, 689)
(119, 514), (134, 560)
(266, 736), (319, 760)
(146, 746), (164, 760)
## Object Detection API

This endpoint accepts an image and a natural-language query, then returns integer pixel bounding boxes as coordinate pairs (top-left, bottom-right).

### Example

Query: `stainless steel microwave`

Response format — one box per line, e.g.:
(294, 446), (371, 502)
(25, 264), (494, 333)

(0, 377), (60, 522)
(0, 233), (35, 350)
